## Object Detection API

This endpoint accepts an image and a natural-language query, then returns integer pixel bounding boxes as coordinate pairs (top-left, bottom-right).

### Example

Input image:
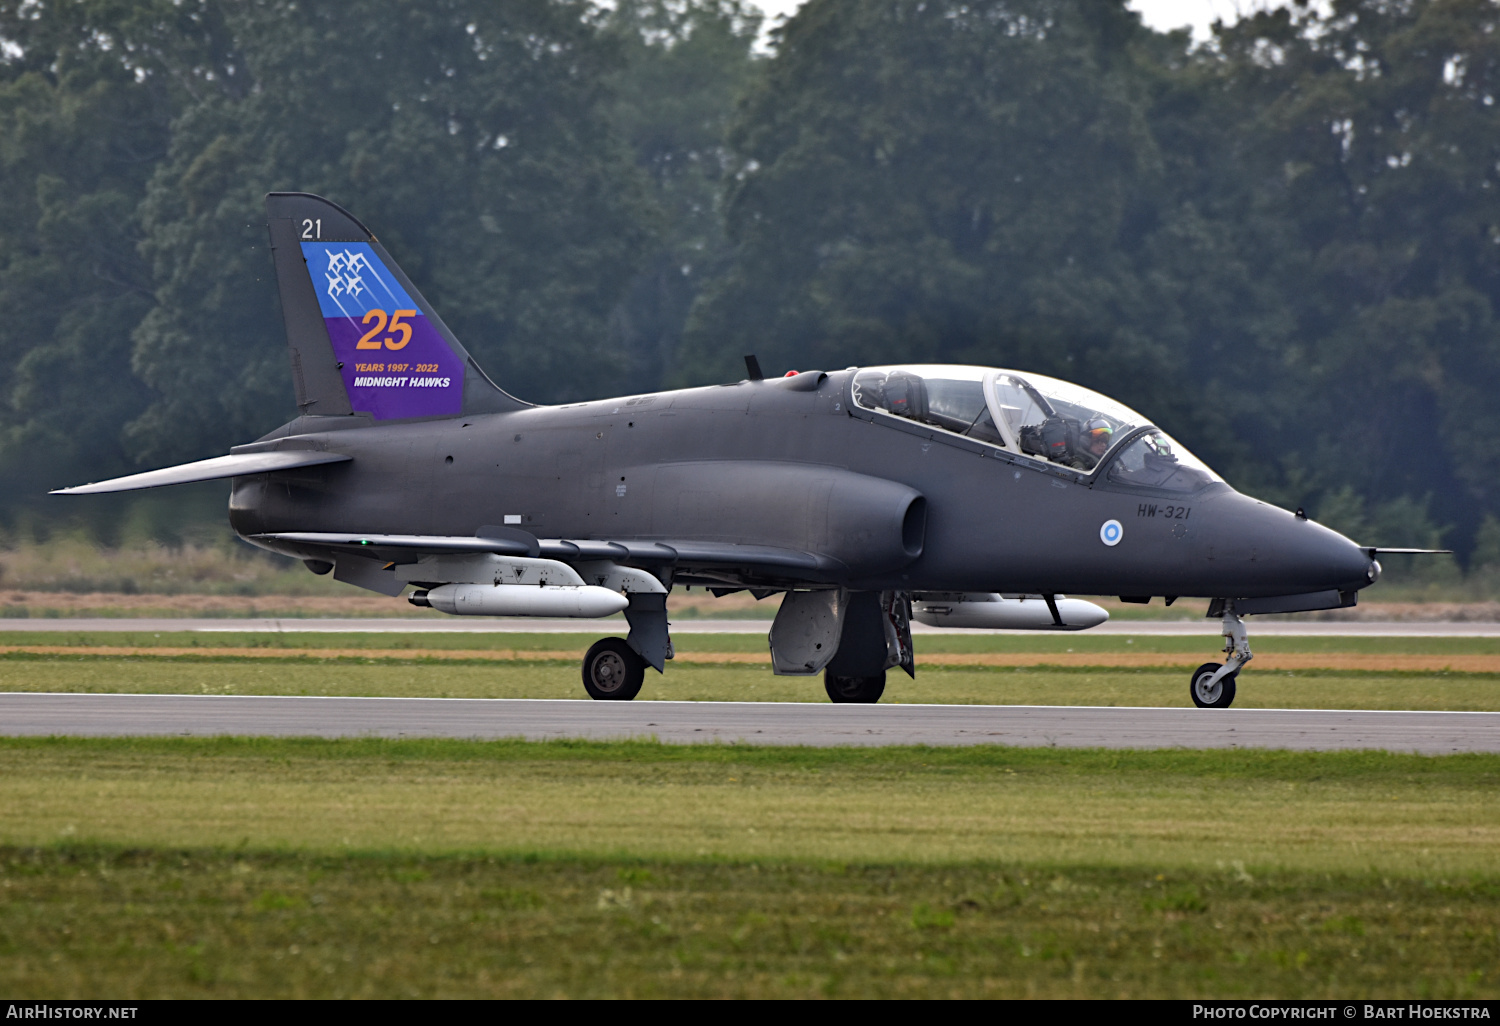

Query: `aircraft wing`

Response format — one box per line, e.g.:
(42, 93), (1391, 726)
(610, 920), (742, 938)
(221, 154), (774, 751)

(50, 451), (352, 495)
(252, 532), (843, 582)
(253, 532), (542, 560)
(542, 539), (839, 575)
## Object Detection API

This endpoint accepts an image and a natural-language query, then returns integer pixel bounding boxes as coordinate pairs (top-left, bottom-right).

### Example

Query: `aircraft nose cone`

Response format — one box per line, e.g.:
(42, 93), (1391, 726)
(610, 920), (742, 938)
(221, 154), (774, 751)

(1202, 494), (1376, 595)
(1319, 533), (1378, 590)
(1270, 510), (1375, 593)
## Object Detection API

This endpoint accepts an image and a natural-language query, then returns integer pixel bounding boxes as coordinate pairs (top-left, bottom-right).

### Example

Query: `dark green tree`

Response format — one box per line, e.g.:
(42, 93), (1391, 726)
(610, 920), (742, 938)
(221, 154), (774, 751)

(2, 0), (1497, 570)
(1192, 0), (1500, 555)
(128, 0), (660, 464)
(678, 0), (1227, 447)
(599, 0), (762, 393)
(683, 0), (1500, 560)
(0, 0), (196, 498)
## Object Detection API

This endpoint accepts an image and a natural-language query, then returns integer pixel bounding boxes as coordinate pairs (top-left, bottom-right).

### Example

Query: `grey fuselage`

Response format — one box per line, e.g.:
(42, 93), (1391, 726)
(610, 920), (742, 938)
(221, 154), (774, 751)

(231, 369), (1374, 603)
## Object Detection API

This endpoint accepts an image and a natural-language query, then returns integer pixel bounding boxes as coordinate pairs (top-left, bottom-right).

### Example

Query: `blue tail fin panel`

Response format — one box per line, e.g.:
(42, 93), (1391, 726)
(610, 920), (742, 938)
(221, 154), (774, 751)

(265, 192), (525, 421)
(301, 242), (464, 420)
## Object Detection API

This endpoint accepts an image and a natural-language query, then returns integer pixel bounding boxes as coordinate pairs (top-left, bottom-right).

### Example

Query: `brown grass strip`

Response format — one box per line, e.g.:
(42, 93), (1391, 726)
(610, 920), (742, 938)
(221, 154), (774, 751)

(1, 645), (1498, 673)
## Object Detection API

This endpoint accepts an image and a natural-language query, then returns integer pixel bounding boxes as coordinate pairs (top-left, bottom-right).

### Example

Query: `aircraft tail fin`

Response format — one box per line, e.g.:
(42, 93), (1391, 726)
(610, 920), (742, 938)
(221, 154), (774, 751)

(265, 192), (525, 421)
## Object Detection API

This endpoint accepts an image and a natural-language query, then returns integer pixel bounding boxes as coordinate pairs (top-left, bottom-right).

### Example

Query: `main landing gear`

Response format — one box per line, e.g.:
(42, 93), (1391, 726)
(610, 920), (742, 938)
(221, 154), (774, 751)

(581, 638), (645, 701)
(579, 589), (911, 704)
(1189, 605), (1253, 709)
(824, 671), (886, 704)
(580, 591), (669, 701)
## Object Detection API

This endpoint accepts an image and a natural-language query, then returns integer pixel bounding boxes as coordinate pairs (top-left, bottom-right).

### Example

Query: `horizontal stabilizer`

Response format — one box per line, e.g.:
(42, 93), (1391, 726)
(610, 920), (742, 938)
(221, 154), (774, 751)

(1360, 547), (1453, 556)
(51, 451), (352, 495)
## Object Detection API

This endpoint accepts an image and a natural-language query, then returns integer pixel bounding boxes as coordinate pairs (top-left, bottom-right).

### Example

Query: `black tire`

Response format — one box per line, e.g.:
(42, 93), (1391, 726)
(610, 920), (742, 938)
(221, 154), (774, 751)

(1189, 661), (1237, 709)
(824, 671), (886, 704)
(582, 638), (645, 701)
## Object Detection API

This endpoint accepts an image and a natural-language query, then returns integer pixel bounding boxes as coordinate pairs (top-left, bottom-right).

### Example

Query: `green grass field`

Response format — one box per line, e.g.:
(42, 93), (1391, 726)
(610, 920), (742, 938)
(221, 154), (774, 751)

(2, 658), (1499, 709)
(4, 631), (1498, 997)
(3, 628), (1499, 655)
(0, 638), (1497, 709)
(6, 847), (1496, 999)
(1, 738), (1497, 998)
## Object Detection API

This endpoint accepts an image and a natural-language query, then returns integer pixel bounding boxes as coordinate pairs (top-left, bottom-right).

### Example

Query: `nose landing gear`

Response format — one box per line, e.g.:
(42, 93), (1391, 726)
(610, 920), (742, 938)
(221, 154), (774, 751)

(1189, 605), (1252, 709)
(1189, 661), (1237, 708)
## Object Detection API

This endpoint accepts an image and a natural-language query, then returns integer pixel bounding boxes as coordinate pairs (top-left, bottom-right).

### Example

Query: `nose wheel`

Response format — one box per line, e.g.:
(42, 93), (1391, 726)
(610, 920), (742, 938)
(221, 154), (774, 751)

(582, 637), (645, 701)
(1190, 662), (1237, 708)
(1189, 605), (1252, 709)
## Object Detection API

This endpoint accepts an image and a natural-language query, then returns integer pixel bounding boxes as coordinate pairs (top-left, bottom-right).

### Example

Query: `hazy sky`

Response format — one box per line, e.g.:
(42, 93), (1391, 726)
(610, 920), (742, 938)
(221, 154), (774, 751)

(753, 1), (1276, 42)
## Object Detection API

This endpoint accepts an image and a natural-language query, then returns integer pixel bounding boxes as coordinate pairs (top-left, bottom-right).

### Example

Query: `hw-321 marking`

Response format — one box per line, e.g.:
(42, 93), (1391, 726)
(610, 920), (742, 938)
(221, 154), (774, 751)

(1138, 504), (1190, 519)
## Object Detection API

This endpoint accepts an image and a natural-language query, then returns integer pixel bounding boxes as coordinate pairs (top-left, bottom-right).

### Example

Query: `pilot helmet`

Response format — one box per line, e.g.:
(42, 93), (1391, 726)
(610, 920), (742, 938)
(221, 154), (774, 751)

(1085, 417), (1113, 445)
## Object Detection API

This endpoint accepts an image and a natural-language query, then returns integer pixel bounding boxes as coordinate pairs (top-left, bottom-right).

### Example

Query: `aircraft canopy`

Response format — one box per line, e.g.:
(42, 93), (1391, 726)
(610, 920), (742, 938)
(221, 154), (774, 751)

(850, 365), (1221, 491)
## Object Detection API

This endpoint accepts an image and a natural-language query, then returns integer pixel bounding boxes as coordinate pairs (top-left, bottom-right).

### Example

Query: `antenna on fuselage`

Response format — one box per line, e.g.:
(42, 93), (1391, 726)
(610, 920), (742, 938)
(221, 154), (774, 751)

(744, 355), (764, 381)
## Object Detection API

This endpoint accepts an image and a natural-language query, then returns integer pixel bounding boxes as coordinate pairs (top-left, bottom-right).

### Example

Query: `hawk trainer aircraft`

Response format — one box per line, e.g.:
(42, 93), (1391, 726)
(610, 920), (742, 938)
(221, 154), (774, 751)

(55, 194), (1439, 707)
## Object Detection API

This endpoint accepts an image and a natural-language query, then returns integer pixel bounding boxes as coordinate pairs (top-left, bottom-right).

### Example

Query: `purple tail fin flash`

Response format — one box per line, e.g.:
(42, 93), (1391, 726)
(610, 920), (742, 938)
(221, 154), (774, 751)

(265, 192), (523, 421)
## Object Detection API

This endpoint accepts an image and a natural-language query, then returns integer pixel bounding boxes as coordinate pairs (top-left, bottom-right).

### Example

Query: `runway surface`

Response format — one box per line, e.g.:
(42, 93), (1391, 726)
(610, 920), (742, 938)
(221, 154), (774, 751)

(0, 617), (1496, 637)
(3, 693), (1496, 753)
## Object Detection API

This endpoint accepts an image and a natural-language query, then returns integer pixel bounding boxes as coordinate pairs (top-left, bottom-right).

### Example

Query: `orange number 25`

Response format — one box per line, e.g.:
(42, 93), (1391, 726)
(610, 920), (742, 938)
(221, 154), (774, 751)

(355, 309), (417, 350)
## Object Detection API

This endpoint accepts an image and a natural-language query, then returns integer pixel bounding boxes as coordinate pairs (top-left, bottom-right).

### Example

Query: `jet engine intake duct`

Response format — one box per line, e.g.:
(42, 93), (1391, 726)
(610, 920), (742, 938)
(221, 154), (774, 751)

(652, 461), (925, 577)
(902, 496), (927, 560)
(825, 472), (926, 575)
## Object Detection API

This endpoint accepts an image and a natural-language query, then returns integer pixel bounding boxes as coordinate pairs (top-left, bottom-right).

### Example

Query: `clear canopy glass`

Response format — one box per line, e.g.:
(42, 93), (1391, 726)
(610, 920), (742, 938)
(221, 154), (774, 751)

(850, 364), (1221, 487)
(1103, 429), (1219, 493)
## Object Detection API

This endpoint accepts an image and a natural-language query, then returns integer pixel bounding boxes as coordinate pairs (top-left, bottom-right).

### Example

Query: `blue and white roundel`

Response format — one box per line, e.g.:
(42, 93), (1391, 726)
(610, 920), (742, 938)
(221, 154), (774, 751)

(1100, 519), (1123, 547)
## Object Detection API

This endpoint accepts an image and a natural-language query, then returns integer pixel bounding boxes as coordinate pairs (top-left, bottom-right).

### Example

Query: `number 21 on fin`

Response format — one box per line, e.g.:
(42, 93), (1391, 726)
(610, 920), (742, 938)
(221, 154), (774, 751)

(301, 218), (321, 240)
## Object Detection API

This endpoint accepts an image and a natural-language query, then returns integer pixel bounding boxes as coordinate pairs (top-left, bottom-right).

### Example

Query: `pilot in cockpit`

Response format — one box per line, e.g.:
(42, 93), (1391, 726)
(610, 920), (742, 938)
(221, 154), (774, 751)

(1067, 417), (1113, 471)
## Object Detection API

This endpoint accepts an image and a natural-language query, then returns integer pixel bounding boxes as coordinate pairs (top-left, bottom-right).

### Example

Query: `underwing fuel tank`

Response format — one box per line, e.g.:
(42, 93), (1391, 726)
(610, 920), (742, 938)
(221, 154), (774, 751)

(412, 584), (628, 618)
(911, 594), (1109, 631)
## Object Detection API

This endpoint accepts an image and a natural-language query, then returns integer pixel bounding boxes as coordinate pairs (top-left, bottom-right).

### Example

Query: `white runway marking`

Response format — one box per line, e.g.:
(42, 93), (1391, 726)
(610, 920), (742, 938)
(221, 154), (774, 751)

(3, 693), (1496, 754)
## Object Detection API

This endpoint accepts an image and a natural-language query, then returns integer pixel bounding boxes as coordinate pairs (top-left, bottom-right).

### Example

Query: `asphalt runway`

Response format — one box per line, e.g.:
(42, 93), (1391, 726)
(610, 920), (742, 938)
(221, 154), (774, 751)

(3, 693), (1496, 753)
(0, 617), (1496, 637)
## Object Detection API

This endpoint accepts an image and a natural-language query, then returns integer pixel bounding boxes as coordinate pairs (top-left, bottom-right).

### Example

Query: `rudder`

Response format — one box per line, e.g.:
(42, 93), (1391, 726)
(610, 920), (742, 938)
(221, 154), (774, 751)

(266, 192), (524, 421)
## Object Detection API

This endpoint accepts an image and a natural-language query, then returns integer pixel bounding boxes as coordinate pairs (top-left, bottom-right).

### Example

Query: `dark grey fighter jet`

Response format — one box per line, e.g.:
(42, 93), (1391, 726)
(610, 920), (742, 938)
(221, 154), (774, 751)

(55, 194), (1441, 708)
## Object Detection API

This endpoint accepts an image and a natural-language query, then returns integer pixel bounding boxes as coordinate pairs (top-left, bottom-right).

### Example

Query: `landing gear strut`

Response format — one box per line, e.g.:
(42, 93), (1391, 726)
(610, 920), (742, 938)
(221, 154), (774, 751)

(1189, 605), (1252, 709)
(582, 638), (645, 701)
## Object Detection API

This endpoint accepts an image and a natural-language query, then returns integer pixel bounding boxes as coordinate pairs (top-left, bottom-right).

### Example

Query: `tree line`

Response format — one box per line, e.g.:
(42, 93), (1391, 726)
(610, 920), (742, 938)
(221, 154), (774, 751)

(2, 0), (1498, 571)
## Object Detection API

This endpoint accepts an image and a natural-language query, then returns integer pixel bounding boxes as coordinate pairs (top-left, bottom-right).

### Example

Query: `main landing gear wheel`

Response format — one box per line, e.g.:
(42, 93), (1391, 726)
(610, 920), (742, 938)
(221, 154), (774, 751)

(1189, 662), (1237, 709)
(824, 671), (886, 704)
(582, 638), (645, 701)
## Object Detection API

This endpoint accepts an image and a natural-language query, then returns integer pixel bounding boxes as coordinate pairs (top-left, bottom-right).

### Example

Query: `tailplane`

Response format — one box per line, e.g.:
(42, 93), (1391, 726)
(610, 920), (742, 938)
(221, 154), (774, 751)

(265, 192), (525, 420)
